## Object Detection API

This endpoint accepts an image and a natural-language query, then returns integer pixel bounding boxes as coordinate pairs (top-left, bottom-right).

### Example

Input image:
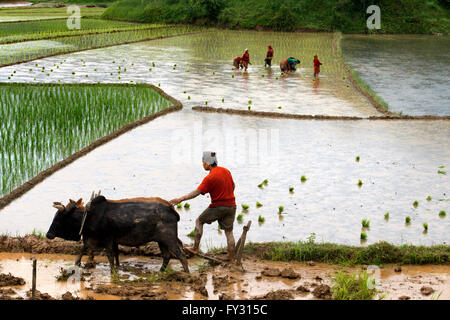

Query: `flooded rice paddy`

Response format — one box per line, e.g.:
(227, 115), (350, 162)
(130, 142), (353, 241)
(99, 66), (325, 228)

(0, 31), (448, 250)
(342, 34), (450, 116)
(0, 110), (448, 249)
(0, 31), (380, 116)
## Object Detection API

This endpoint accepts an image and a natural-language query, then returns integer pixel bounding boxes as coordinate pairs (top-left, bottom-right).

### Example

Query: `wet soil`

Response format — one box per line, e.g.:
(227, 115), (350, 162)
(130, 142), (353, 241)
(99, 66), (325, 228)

(0, 235), (161, 256)
(0, 241), (448, 300)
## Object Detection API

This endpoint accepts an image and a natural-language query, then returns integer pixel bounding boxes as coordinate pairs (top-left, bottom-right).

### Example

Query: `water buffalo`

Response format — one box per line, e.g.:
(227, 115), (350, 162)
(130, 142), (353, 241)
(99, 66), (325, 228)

(46, 194), (189, 273)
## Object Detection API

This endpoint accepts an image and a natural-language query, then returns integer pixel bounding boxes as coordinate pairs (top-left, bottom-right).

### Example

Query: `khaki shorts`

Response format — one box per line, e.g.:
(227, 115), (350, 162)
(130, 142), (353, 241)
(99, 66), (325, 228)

(198, 206), (236, 231)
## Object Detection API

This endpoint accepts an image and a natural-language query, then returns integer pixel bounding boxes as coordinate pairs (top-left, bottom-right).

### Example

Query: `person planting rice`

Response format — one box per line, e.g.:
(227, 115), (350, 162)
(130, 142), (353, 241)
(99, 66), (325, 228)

(280, 57), (300, 72)
(241, 48), (250, 71)
(265, 45), (274, 67)
(233, 56), (243, 69)
(314, 54), (322, 78)
(170, 152), (237, 263)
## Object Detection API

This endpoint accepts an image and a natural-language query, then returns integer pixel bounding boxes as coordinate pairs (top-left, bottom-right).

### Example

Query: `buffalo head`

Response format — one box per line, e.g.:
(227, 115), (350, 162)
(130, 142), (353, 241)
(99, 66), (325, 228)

(46, 198), (84, 241)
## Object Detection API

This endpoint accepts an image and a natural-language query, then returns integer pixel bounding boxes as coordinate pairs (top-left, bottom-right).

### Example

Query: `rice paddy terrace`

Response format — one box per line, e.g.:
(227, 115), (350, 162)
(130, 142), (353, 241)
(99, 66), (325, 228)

(0, 6), (448, 252)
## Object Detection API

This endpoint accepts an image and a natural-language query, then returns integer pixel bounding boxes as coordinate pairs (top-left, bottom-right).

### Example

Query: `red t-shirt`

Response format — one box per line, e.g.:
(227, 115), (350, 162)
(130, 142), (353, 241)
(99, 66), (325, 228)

(197, 166), (236, 208)
(242, 52), (250, 62)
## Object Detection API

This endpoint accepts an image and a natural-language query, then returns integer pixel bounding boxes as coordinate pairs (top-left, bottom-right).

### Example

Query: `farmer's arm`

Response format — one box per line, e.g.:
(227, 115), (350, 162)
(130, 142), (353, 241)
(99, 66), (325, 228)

(170, 189), (201, 205)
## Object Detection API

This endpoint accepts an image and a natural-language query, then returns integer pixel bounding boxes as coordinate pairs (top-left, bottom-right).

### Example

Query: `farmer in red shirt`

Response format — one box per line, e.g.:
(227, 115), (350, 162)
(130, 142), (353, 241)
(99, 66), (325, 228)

(233, 56), (243, 69)
(314, 53), (322, 78)
(170, 151), (237, 262)
(241, 48), (250, 71)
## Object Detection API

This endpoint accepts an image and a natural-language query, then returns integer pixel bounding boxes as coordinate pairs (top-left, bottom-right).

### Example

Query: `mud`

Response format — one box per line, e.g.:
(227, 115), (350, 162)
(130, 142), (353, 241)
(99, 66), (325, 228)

(0, 273), (25, 286)
(0, 250), (448, 300)
(0, 235), (161, 256)
(0, 83), (182, 211)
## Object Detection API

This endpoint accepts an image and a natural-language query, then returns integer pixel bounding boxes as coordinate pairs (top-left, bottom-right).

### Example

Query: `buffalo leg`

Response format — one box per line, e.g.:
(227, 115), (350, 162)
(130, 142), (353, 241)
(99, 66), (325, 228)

(158, 242), (171, 272)
(171, 242), (190, 273)
(75, 245), (87, 266)
(104, 241), (116, 273)
(113, 242), (120, 267)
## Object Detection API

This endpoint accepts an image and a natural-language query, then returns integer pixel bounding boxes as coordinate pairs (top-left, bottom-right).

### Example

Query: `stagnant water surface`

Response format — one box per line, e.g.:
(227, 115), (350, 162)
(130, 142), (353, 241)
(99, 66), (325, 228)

(342, 35), (450, 116)
(0, 110), (448, 248)
(0, 31), (379, 116)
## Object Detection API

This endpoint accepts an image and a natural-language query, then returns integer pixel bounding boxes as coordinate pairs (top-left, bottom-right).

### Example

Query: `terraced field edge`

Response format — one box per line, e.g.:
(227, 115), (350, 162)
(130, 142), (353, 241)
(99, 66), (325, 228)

(192, 106), (450, 121)
(333, 32), (392, 116)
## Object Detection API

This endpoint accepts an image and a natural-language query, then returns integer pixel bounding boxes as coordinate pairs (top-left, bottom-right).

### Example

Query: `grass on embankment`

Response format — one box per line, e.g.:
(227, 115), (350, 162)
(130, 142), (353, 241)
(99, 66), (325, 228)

(243, 241), (449, 266)
(0, 83), (171, 198)
(102, 0), (450, 35)
(334, 32), (390, 113)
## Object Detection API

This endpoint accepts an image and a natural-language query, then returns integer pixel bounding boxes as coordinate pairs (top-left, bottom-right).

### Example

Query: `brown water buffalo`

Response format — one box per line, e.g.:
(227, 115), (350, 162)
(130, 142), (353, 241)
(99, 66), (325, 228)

(46, 193), (189, 273)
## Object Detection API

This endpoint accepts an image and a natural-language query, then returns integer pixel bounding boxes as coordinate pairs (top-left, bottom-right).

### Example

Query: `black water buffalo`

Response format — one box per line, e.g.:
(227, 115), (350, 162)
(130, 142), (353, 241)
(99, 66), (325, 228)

(46, 195), (189, 273)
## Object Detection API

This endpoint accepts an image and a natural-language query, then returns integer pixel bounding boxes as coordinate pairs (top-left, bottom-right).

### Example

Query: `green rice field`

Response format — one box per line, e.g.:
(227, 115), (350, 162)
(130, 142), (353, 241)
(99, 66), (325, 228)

(0, 83), (172, 197)
(0, 25), (205, 66)
(0, 6), (105, 22)
(0, 18), (167, 44)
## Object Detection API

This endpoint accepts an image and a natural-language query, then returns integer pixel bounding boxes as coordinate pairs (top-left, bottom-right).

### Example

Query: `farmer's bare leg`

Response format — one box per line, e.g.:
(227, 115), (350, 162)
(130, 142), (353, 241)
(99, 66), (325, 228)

(224, 229), (236, 262)
(193, 217), (204, 252)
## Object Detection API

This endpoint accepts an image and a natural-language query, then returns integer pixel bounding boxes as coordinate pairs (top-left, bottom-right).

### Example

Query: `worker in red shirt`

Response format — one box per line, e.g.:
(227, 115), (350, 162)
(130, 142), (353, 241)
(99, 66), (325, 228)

(170, 151), (237, 262)
(241, 48), (250, 71)
(265, 45), (274, 67)
(314, 53), (322, 78)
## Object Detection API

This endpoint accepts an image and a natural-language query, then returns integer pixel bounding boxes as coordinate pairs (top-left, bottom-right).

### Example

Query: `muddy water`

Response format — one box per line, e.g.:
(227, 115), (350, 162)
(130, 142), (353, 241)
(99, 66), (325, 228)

(1, 253), (448, 300)
(342, 35), (450, 116)
(0, 2), (32, 8)
(0, 31), (379, 116)
(0, 110), (448, 249)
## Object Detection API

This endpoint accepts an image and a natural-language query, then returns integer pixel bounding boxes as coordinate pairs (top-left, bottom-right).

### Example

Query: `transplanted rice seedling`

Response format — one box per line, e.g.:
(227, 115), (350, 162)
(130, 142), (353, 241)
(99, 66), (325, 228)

(384, 212), (389, 220)
(184, 202), (190, 209)
(237, 214), (243, 223)
(405, 216), (411, 224)
(361, 219), (370, 228)
(258, 215), (265, 223)
(263, 179), (268, 185)
(427, 195), (432, 201)
(356, 156), (360, 162)
(437, 170), (447, 175)
(241, 204), (249, 211)
(289, 187), (294, 192)
(413, 200), (419, 208)
(423, 223), (428, 231)
(278, 206), (284, 214)
(187, 230), (195, 238)
(439, 210), (446, 217)
(256, 202), (263, 208)
(357, 180), (363, 187)
(301, 175), (307, 182)
(360, 232), (367, 240)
